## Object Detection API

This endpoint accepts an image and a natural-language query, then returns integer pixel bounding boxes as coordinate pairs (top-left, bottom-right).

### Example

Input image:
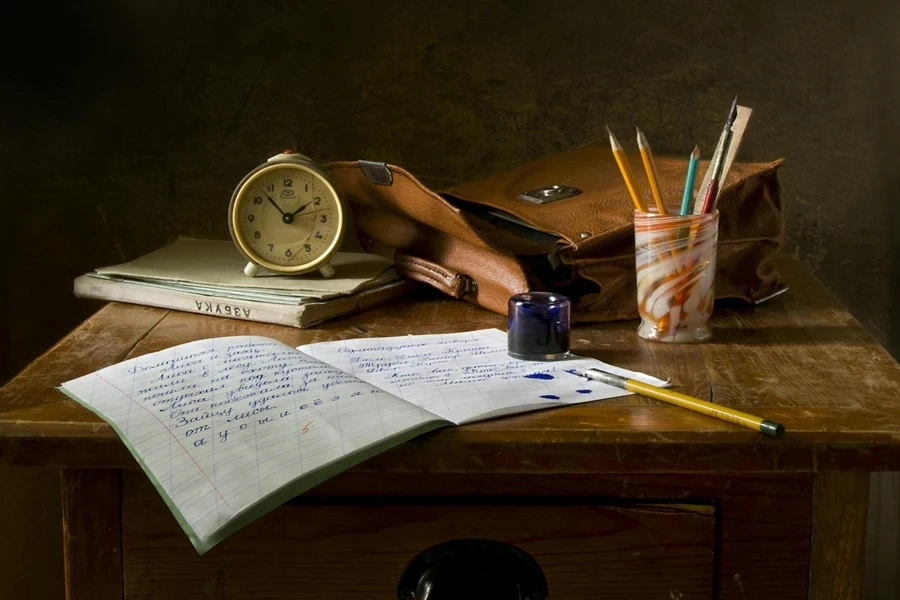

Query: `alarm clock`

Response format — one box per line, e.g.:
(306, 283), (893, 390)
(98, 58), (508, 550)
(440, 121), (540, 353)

(228, 151), (345, 278)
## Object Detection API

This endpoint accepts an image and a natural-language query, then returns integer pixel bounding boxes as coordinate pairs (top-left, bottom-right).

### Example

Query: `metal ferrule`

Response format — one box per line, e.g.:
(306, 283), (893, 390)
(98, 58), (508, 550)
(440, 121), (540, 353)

(581, 369), (628, 389)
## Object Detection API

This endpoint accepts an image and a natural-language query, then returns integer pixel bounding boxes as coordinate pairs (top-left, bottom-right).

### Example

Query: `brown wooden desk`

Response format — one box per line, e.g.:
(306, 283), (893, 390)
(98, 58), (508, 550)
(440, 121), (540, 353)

(2, 256), (899, 600)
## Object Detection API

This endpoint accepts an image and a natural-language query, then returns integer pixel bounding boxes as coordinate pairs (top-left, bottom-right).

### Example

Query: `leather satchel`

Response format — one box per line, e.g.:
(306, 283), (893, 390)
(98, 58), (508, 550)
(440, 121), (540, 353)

(325, 142), (784, 322)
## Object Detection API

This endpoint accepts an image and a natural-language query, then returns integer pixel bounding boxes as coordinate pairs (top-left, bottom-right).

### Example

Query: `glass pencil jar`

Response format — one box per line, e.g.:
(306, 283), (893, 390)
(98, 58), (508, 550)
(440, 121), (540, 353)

(633, 211), (719, 343)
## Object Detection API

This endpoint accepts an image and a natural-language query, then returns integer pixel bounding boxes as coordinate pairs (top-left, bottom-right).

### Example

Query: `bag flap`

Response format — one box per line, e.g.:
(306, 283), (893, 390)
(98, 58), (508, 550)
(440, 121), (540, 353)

(441, 141), (784, 249)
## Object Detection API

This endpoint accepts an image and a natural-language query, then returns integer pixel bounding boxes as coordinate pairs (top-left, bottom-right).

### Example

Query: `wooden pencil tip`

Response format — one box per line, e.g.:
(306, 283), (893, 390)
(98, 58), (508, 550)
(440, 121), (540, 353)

(691, 145), (700, 158)
(607, 126), (621, 150)
(636, 127), (648, 148)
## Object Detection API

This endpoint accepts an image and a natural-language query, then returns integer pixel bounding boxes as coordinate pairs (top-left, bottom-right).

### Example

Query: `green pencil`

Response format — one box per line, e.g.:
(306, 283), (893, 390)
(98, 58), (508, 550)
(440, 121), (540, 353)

(680, 146), (700, 216)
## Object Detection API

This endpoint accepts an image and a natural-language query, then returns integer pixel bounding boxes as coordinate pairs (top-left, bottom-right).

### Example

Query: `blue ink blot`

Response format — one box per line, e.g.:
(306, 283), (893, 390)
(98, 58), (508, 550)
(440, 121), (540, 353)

(525, 373), (554, 380)
(540, 394), (560, 400)
(576, 389), (592, 394)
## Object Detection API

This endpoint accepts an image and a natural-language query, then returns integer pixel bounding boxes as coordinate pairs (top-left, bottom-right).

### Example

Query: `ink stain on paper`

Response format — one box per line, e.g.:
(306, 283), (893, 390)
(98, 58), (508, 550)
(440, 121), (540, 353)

(539, 394), (560, 400)
(525, 373), (554, 380)
(576, 389), (592, 394)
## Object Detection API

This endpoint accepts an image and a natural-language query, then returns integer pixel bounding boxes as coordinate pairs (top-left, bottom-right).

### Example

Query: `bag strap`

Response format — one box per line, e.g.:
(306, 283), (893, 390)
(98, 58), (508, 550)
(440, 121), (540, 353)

(395, 252), (476, 299)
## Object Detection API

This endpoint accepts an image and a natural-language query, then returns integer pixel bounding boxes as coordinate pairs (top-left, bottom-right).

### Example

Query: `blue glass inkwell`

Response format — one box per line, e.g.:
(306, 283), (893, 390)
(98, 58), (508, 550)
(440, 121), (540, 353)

(507, 292), (571, 361)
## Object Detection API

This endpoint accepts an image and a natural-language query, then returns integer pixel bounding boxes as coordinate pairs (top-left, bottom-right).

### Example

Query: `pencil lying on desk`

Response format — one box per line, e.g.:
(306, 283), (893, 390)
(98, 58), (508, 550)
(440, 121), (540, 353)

(569, 367), (785, 438)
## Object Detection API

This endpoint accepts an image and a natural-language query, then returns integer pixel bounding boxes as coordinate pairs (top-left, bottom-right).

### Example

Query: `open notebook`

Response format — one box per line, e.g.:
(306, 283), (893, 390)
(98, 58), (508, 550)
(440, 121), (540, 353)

(60, 329), (665, 554)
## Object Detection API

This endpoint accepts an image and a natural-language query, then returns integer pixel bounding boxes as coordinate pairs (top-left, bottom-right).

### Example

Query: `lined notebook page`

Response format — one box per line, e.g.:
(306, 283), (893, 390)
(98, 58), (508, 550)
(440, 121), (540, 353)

(60, 336), (442, 553)
(60, 328), (666, 554)
(299, 329), (668, 425)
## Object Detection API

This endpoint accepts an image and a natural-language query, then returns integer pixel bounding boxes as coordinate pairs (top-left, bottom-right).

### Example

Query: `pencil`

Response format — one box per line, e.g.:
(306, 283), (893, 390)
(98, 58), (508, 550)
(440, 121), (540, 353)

(607, 127), (647, 212)
(680, 146), (700, 216)
(636, 127), (667, 215)
(569, 367), (785, 438)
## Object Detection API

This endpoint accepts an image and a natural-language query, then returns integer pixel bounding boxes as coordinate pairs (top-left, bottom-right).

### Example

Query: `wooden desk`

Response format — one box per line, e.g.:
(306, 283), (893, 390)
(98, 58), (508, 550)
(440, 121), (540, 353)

(2, 256), (899, 600)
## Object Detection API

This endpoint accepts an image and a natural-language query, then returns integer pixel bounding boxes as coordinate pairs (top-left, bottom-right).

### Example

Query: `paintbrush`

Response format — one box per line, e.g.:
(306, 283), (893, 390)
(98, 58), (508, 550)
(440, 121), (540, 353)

(695, 96), (738, 214)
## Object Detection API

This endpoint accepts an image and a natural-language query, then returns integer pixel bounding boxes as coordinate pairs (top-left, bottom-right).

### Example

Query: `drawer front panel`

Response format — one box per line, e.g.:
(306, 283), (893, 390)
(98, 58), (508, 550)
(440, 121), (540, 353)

(123, 472), (714, 599)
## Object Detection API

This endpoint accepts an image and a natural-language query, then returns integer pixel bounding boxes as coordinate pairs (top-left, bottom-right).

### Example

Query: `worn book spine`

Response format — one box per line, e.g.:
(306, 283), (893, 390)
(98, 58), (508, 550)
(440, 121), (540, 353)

(74, 275), (414, 328)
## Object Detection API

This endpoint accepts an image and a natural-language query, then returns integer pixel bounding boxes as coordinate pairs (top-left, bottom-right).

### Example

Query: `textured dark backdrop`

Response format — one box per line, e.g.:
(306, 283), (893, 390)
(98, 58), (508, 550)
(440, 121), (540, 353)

(2, 0), (898, 383)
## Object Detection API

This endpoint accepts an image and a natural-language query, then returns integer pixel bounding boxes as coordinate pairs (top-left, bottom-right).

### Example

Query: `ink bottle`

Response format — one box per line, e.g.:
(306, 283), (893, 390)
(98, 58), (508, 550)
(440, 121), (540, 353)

(507, 292), (571, 361)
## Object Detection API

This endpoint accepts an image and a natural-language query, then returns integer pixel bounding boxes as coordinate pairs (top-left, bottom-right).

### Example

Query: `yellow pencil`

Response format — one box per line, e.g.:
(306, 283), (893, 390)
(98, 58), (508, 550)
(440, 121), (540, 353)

(636, 127), (667, 215)
(571, 367), (785, 438)
(607, 127), (647, 212)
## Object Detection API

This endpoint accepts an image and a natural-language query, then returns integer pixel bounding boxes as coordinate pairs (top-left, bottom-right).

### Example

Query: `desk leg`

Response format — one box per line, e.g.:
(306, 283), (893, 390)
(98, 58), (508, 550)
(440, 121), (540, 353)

(809, 471), (870, 600)
(61, 469), (123, 600)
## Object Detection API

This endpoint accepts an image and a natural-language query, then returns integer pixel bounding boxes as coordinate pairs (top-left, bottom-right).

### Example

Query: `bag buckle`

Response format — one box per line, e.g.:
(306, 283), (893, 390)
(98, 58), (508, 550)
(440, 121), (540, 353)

(517, 184), (582, 204)
(359, 160), (393, 186)
(460, 275), (478, 294)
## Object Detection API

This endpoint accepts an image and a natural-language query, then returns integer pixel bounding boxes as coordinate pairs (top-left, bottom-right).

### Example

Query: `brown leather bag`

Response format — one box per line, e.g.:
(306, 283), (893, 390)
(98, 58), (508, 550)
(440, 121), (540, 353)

(326, 142), (785, 322)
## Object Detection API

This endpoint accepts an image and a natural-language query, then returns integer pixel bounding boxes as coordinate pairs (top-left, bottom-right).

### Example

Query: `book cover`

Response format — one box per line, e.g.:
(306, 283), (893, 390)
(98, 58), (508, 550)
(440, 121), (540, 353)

(96, 236), (398, 295)
(75, 274), (414, 328)
(74, 236), (413, 328)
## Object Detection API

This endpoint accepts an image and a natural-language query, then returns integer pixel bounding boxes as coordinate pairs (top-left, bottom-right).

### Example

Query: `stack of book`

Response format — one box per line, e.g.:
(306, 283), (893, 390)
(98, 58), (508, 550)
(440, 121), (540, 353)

(74, 237), (413, 328)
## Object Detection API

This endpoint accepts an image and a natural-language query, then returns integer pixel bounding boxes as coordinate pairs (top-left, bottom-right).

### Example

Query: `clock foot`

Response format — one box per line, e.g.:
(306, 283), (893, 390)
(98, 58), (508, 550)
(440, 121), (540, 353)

(319, 263), (335, 278)
(243, 262), (259, 277)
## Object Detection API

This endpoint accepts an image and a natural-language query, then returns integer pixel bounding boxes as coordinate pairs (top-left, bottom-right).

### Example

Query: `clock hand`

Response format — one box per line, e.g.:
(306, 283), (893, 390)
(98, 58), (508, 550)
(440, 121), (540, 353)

(262, 191), (287, 216)
(289, 202), (311, 217)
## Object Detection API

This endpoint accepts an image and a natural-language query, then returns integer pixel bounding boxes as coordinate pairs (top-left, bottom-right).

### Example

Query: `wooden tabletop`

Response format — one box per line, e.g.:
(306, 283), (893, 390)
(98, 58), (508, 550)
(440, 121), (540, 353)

(2, 255), (899, 474)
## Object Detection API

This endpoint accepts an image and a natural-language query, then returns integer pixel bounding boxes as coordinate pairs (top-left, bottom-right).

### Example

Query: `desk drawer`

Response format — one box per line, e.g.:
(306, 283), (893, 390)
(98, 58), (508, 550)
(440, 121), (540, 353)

(123, 473), (715, 599)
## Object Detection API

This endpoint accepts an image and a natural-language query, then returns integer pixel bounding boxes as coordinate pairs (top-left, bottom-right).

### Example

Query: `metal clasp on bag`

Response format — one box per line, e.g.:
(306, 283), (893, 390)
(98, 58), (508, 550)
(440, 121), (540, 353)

(459, 275), (477, 294)
(517, 184), (582, 204)
(359, 160), (393, 185)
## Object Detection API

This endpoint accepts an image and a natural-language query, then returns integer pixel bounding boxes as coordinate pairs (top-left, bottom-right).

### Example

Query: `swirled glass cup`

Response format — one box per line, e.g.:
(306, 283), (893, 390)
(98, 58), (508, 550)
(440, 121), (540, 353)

(633, 211), (718, 343)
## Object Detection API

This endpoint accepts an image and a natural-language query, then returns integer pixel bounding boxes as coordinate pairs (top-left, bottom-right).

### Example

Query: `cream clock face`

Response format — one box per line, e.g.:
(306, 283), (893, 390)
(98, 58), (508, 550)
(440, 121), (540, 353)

(230, 161), (343, 273)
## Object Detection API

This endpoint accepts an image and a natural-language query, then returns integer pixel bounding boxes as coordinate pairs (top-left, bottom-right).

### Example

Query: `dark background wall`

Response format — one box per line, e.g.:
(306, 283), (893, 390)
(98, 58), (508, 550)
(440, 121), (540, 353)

(1, 2), (898, 597)
(2, 0), (898, 380)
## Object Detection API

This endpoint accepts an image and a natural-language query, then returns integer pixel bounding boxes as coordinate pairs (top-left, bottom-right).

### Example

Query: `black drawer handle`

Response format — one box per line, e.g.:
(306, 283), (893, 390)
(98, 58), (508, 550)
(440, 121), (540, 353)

(396, 538), (548, 600)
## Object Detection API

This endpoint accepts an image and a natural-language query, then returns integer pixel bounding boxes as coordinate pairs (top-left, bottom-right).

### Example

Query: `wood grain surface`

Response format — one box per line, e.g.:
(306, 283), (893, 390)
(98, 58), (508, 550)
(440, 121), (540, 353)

(302, 471), (815, 600)
(118, 470), (818, 599)
(122, 471), (716, 600)
(2, 255), (899, 473)
(809, 471), (871, 600)
(6, 259), (863, 600)
(61, 469), (123, 600)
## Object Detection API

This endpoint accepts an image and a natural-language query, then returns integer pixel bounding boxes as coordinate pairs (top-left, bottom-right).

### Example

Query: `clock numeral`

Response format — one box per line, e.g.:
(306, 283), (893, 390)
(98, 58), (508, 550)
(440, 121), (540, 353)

(254, 231), (261, 239)
(247, 214), (255, 222)
(304, 244), (311, 252)
(284, 178), (293, 187)
(305, 183), (308, 192)
(320, 215), (327, 223)
(315, 232), (323, 239)
(268, 244), (274, 251)
(253, 196), (263, 204)
(285, 248), (293, 257)
(314, 197), (321, 206)
(267, 184), (274, 192)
